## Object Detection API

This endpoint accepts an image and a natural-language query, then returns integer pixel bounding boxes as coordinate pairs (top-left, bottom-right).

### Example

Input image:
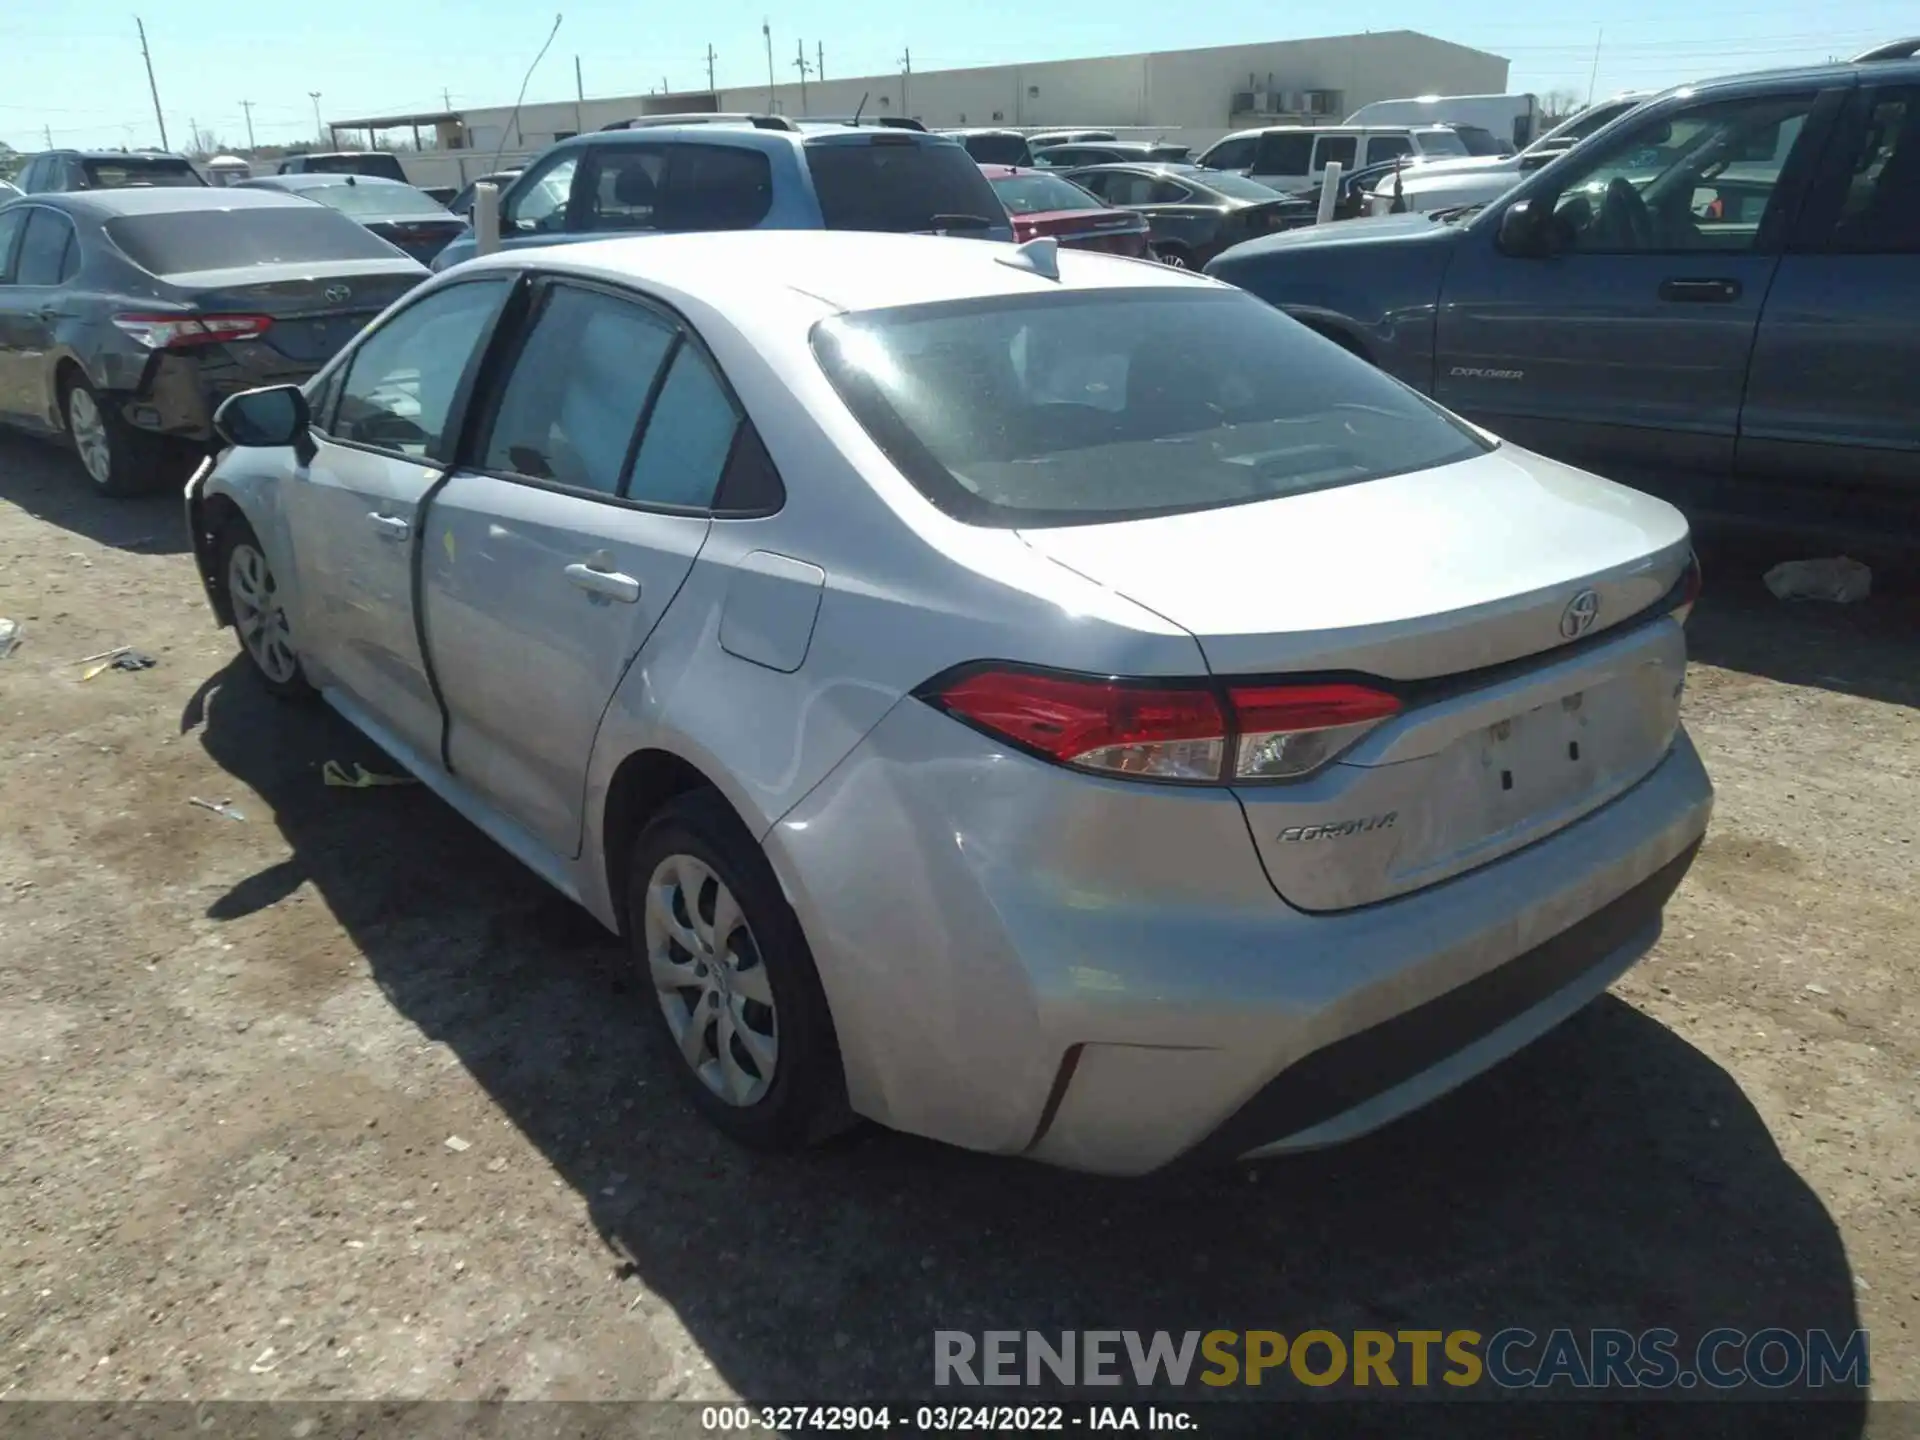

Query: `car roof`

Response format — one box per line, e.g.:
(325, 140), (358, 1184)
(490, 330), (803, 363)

(42, 149), (195, 162)
(545, 124), (963, 154)
(40, 187), (315, 218)
(1064, 161), (1201, 175)
(453, 229), (1214, 317)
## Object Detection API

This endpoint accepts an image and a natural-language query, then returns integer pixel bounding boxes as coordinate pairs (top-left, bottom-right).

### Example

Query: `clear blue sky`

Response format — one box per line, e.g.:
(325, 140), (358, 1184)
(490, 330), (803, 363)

(3, 0), (1914, 152)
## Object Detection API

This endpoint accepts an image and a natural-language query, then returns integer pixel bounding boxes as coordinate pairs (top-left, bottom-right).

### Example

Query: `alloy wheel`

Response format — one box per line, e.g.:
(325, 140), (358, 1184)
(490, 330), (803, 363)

(227, 541), (299, 685)
(644, 853), (779, 1106)
(67, 388), (114, 488)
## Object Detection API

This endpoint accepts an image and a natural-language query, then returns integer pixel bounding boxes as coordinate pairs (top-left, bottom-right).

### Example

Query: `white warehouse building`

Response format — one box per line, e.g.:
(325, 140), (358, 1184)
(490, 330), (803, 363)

(344, 30), (1511, 189)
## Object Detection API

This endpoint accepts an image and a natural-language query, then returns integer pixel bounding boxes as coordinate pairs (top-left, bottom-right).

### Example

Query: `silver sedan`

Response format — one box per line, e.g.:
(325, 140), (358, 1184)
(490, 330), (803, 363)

(187, 229), (1711, 1174)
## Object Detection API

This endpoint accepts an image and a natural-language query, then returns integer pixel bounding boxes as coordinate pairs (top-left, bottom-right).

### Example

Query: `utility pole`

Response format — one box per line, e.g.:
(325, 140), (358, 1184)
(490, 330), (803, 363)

(1585, 27), (1604, 106)
(135, 17), (170, 151)
(443, 87), (452, 109)
(189, 116), (199, 157)
(240, 99), (256, 150)
(574, 56), (584, 133)
(309, 91), (324, 145)
(705, 44), (717, 94)
(794, 39), (810, 114)
(899, 47), (911, 117)
(763, 19), (776, 111)
(817, 41), (824, 84)
(44, 123), (54, 149)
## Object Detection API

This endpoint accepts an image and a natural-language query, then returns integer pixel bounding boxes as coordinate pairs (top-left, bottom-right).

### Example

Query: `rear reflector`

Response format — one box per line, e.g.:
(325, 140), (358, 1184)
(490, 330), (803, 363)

(925, 667), (1401, 784)
(1671, 551), (1703, 626)
(112, 313), (273, 350)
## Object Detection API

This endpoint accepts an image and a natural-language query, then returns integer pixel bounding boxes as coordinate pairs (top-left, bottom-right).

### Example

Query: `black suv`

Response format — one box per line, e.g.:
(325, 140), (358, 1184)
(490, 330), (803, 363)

(1206, 42), (1920, 546)
(17, 150), (203, 193)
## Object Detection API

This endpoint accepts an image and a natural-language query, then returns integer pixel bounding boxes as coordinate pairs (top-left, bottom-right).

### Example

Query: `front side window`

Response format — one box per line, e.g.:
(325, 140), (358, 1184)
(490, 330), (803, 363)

(1540, 92), (1816, 254)
(1096, 171), (1160, 207)
(1200, 137), (1256, 171)
(1199, 171), (1285, 202)
(503, 153), (579, 234)
(0, 209), (28, 281)
(481, 285), (676, 495)
(813, 289), (1489, 528)
(332, 279), (508, 458)
(1413, 129), (1469, 158)
(1254, 132), (1313, 175)
(1821, 87), (1919, 254)
(13, 209), (73, 286)
(1367, 135), (1415, 165)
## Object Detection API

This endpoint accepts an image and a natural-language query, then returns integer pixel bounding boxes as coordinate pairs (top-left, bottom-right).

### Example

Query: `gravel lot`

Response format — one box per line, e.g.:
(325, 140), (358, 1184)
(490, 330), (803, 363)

(1, 431), (1916, 1423)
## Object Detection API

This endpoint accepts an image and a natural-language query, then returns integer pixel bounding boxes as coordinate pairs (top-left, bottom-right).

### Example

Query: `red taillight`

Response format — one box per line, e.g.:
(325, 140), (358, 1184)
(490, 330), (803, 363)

(925, 668), (1401, 783)
(112, 313), (273, 350)
(1671, 552), (1703, 626)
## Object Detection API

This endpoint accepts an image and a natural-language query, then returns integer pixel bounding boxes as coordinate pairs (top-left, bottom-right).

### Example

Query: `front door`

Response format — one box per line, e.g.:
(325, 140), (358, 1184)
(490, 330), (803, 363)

(421, 279), (741, 858)
(1738, 82), (1920, 532)
(1434, 88), (1832, 485)
(285, 276), (512, 761)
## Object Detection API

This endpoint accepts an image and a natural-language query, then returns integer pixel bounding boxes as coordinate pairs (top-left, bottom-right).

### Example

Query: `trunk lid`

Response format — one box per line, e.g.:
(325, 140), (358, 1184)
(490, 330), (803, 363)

(362, 217), (468, 265)
(166, 259), (424, 364)
(1019, 444), (1694, 910)
(1012, 207), (1150, 254)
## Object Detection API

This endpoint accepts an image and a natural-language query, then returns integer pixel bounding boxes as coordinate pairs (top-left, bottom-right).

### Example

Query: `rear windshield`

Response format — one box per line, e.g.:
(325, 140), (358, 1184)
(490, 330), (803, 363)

(959, 133), (1033, 166)
(814, 289), (1490, 528)
(1415, 129), (1470, 157)
(299, 154), (408, 181)
(806, 140), (1008, 233)
(989, 172), (1103, 214)
(1198, 171), (1284, 201)
(83, 158), (203, 189)
(104, 207), (405, 274)
(301, 182), (448, 219)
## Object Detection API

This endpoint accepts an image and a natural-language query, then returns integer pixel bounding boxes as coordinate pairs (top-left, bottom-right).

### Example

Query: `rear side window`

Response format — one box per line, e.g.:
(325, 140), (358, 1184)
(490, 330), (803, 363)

(1254, 133), (1313, 174)
(813, 289), (1490, 529)
(1823, 88), (1920, 254)
(658, 145), (774, 230)
(482, 285), (677, 495)
(628, 347), (741, 508)
(82, 157), (202, 189)
(14, 209), (75, 286)
(105, 207), (402, 273)
(1312, 135), (1358, 170)
(807, 140), (1006, 233)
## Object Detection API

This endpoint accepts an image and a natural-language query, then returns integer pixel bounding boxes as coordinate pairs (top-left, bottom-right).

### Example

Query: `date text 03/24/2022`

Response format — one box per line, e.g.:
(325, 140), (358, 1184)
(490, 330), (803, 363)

(700, 1406), (1193, 1432)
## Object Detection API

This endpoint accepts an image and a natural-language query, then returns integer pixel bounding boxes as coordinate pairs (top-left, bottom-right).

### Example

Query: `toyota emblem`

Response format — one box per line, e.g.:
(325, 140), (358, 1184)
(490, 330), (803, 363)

(324, 284), (353, 304)
(1559, 589), (1601, 639)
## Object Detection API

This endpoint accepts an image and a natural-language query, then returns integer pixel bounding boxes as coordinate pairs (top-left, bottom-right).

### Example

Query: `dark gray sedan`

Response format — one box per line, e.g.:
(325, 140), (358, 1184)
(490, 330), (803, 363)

(240, 173), (468, 265)
(0, 188), (425, 495)
(1061, 163), (1314, 268)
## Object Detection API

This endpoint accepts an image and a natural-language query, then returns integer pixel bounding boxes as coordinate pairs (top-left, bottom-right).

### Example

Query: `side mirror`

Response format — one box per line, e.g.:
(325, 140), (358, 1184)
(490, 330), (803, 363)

(1496, 199), (1552, 257)
(214, 384), (313, 459)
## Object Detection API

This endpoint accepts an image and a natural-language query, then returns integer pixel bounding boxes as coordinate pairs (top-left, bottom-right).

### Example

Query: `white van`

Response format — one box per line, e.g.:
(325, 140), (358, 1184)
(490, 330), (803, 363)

(1195, 125), (1473, 195)
(1344, 94), (1540, 153)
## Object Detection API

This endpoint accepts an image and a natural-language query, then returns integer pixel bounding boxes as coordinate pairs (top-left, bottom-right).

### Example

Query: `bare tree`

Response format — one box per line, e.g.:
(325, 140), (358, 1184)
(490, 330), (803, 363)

(1541, 87), (1583, 124)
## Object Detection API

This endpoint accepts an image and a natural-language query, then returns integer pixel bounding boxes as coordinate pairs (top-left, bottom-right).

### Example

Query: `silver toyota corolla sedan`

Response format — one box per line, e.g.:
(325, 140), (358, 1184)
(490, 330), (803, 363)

(186, 229), (1712, 1174)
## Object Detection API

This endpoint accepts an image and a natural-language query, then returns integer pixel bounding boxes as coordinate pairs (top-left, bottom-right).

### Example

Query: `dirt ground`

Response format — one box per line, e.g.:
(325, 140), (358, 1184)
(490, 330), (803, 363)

(1, 431), (1916, 1422)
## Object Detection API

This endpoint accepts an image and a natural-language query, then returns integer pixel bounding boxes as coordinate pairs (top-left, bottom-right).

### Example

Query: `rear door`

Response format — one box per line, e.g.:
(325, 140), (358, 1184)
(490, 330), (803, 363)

(0, 207), (36, 422)
(1434, 87), (1837, 484)
(1737, 80), (1920, 534)
(420, 278), (734, 858)
(4, 206), (80, 427)
(286, 275), (514, 761)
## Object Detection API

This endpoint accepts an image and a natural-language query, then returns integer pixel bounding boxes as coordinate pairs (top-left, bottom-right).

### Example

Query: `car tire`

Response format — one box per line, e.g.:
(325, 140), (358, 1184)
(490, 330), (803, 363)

(626, 790), (849, 1151)
(1153, 243), (1191, 269)
(217, 515), (315, 701)
(61, 374), (170, 498)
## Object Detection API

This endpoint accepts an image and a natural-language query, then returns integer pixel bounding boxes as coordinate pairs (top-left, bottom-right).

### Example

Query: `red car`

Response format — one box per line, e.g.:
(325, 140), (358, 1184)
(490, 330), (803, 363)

(978, 164), (1150, 257)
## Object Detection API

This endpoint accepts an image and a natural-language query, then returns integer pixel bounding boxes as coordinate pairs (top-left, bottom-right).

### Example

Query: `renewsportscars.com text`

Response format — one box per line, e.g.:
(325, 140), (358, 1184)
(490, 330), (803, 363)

(934, 1328), (1869, 1391)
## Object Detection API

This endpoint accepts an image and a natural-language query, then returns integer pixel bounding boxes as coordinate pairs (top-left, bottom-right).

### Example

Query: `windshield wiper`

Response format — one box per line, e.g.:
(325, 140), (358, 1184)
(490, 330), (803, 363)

(1431, 202), (1490, 224)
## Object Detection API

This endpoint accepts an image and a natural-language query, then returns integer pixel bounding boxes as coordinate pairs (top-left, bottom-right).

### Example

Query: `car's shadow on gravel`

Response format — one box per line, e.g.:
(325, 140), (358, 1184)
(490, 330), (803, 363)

(0, 432), (192, 555)
(189, 659), (1863, 1434)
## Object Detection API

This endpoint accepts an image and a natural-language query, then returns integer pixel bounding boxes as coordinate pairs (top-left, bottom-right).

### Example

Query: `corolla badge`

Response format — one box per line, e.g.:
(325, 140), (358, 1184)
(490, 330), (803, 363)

(324, 284), (353, 304)
(1559, 589), (1601, 639)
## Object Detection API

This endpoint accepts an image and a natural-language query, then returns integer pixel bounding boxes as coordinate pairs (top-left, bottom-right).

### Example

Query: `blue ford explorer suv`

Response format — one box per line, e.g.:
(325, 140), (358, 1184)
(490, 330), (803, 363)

(1205, 42), (1920, 548)
(433, 116), (1014, 271)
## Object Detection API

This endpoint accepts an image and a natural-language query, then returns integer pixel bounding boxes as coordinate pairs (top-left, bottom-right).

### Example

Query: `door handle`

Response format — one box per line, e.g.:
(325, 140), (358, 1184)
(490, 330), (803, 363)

(367, 512), (411, 541)
(36, 306), (60, 321)
(1659, 278), (1741, 303)
(564, 561), (641, 604)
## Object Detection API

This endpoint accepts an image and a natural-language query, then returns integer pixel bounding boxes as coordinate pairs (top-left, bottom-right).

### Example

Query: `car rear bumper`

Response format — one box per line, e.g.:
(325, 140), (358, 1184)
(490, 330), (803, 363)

(122, 351), (318, 443)
(766, 698), (1712, 1175)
